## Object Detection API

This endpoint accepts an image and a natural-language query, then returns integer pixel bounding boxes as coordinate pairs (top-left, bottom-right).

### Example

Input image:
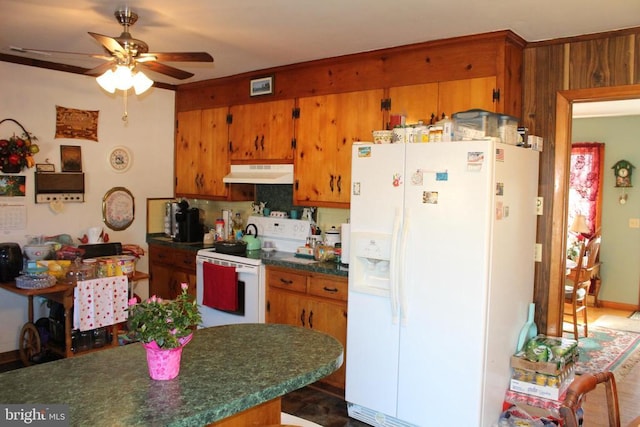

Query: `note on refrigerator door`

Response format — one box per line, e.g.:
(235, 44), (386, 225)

(467, 151), (485, 171)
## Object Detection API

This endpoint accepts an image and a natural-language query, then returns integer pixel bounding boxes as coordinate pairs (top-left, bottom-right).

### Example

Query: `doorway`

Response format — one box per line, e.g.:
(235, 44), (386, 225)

(550, 84), (640, 334)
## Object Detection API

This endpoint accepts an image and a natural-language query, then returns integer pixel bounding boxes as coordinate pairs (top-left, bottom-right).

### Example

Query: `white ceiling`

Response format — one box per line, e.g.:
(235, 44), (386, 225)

(573, 100), (640, 118)
(2, 0), (640, 88)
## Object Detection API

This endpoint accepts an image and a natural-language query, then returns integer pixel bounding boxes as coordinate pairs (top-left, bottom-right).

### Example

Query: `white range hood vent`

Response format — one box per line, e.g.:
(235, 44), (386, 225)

(223, 164), (294, 184)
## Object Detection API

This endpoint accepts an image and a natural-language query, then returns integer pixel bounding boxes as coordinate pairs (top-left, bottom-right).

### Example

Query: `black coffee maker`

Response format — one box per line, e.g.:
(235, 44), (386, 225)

(0, 243), (23, 282)
(174, 201), (204, 242)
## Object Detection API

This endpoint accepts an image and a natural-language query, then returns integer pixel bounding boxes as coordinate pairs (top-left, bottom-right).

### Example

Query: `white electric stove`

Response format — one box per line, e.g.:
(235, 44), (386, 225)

(196, 216), (312, 327)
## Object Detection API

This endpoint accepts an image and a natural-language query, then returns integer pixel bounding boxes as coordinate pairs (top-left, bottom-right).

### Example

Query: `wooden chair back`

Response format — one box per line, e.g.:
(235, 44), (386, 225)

(564, 239), (592, 339)
(559, 371), (620, 427)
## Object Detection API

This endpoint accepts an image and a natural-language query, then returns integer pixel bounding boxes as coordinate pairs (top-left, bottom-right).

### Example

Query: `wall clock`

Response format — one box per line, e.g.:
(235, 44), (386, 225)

(108, 146), (132, 173)
(612, 159), (634, 188)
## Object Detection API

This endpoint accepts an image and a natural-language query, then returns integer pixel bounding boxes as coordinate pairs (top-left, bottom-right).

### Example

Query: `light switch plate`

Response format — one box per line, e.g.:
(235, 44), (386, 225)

(630, 218), (640, 229)
(534, 243), (542, 262)
(536, 197), (543, 215)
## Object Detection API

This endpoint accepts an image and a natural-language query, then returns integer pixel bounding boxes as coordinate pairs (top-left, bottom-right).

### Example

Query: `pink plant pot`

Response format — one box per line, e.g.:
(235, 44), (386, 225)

(142, 334), (192, 380)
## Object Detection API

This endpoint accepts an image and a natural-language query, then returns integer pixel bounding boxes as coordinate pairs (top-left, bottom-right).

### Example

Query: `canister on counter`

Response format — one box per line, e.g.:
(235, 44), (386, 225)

(97, 258), (116, 277)
(215, 219), (225, 241)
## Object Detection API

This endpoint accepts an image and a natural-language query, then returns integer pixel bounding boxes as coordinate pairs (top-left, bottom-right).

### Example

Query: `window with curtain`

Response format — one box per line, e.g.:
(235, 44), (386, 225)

(568, 142), (605, 238)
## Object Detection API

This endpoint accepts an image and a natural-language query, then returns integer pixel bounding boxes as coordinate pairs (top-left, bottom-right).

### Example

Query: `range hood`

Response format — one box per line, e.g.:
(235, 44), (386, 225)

(223, 164), (294, 184)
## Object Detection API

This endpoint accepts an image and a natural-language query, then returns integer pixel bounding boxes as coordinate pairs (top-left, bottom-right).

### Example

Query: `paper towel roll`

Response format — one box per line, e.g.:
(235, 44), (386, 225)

(340, 223), (350, 264)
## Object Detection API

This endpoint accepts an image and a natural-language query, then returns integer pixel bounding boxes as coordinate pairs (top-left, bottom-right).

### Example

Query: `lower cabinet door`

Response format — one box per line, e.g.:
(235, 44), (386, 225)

(306, 297), (347, 389)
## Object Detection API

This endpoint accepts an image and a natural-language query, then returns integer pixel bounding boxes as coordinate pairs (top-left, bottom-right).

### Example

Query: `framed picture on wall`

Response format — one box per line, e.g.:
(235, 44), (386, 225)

(60, 145), (82, 172)
(250, 76), (273, 96)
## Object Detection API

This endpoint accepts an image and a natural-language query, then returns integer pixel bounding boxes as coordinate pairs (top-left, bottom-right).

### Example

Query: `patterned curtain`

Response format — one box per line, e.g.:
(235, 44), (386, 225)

(568, 142), (604, 237)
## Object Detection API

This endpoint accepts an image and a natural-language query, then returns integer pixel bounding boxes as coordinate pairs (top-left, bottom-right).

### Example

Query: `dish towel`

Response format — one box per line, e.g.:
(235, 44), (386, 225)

(73, 276), (129, 332)
(202, 262), (238, 312)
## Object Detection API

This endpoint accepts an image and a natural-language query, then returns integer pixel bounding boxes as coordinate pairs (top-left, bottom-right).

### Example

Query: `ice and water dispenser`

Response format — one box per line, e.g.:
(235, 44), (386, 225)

(349, 232), (393, 296)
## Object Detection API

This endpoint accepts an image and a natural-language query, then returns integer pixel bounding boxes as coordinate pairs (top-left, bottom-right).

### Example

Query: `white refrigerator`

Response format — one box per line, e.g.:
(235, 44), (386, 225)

(346, 140), (539, 427)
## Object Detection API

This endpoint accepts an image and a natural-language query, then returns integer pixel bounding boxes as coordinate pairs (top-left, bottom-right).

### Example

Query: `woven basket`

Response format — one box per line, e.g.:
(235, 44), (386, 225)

(0, 118), (33, 174)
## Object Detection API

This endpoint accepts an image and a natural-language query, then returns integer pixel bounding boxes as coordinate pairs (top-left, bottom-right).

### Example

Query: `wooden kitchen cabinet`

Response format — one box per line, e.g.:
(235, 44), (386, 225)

(148, 245), (197, 300)
(175, 108), (230, 198)
(266, 266), (348, 392)
(294, 89), (384, 207)
(228, 99), (296, 162)
(387, 77), (497, 125)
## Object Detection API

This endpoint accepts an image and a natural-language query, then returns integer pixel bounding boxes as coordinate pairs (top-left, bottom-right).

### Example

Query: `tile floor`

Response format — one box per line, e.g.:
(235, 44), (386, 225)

(282, 386), (370, 427)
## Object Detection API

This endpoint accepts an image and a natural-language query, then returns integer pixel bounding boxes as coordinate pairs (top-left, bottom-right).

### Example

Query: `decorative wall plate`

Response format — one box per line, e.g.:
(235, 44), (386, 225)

(102, 187), (134, 231)
(108, 146), (132, 173)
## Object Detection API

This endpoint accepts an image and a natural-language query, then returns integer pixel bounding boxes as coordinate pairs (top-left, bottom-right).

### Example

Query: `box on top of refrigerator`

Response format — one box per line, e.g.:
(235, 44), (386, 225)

(453, 109), (521, 144)
(498, 114), (519, 145)
(453, 109), (499, 140)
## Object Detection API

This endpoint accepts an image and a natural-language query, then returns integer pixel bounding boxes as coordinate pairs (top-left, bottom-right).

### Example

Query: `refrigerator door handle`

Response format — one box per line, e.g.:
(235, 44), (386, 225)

(399, 209), (410, 326)
(390, 208), (402, 324)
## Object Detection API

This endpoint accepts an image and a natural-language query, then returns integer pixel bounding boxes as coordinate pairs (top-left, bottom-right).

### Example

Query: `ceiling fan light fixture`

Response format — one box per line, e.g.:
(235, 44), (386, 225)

(113, 65), (135, 91)
(96, 69), (117, 93)
(132, 70), (153, 95)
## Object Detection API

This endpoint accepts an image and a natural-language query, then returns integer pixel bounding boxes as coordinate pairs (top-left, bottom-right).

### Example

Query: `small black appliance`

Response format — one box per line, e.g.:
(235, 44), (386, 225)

(0, 243), (24, 282)
(174, 201), (204, 242)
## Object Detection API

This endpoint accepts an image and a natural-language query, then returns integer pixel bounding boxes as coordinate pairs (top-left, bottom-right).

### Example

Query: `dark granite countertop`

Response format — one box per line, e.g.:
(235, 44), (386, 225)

(0, 324), (343, 426)
(147, 234), (348, 277)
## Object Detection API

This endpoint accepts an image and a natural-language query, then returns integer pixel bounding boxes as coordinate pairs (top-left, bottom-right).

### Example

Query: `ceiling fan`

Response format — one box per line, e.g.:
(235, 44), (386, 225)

(12, 7), (214, 81)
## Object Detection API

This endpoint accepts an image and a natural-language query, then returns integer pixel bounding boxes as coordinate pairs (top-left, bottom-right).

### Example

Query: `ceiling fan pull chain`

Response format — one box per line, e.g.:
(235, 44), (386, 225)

(122, 90), (129, 123)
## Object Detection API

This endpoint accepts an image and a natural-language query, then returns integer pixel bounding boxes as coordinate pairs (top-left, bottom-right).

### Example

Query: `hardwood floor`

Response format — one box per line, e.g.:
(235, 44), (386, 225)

(580, 307), (640, 426)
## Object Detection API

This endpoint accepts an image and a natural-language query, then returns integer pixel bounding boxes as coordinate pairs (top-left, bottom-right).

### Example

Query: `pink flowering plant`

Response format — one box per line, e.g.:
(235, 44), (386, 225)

(126, 283), (202, 349)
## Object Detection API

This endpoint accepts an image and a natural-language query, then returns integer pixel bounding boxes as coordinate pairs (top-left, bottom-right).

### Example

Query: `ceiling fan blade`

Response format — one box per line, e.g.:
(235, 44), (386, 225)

(84, 61), (116, 77)
(140, 52), (213, 62)
(139, 61), (194, 80)
(88, 32), (126, 55)
(10, 46), (111, 60)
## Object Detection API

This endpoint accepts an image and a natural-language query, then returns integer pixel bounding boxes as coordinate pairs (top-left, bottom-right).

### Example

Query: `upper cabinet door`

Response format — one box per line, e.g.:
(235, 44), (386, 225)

(437, 76), (497, 117)
(388, 82), (439, 125)
(175, 108), (230, 198)
(175, 110), (202, 196)
(200, 107), (231, 197)
(228, 99), (296, 162)
(295, 89), (384, 207)
(388, 77), (497, 126)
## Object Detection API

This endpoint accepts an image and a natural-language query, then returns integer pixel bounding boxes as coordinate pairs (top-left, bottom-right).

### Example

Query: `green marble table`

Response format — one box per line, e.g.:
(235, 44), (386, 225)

(0, 323), (343, 426)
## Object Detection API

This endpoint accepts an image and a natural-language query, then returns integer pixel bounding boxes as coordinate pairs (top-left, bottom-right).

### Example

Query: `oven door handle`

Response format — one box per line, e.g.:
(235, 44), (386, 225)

(197, 259), (258, 276)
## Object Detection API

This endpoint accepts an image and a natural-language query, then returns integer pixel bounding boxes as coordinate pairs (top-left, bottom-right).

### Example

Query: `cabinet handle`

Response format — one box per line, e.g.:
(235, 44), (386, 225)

(300, 309), (306, 327)
(323, 286), (338, 293)
(308, 310), (314, 329)
(329, 174), (334, 192)
(254, 135), (259, 151)
(336, 175), (342, 193)
(279, 278), (293, 285)
(260, 135), (265, 151)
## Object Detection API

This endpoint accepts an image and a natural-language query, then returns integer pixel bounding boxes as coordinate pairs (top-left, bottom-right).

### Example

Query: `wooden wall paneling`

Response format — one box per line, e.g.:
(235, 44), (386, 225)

(635, 34), (640, 84)
(502, 40), (524, 117)
(522, 43), (566, 335)
(568, 35), (635, 89)
(525, 27), (640, 335)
